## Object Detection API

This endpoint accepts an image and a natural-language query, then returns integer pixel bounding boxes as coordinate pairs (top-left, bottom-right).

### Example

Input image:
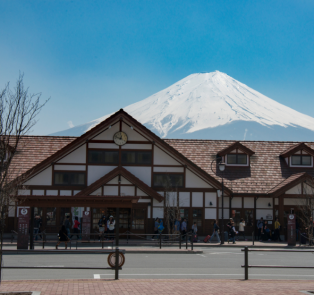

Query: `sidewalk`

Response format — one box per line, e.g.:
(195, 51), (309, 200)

(0, 279), (313, 295)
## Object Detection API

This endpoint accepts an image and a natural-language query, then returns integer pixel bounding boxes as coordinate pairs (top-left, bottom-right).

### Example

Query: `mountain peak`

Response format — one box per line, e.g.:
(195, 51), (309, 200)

(50, 72), (314, 141)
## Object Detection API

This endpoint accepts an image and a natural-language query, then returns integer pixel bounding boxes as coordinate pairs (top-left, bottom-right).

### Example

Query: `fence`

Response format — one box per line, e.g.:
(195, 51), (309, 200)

(241, 247), (314, 280)
(0, 247), (125, 280)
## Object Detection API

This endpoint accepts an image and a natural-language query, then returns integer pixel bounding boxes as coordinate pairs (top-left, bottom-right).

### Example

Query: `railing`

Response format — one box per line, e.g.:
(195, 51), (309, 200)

(0, 247), (125, 280)
(241, 246), (314, 280)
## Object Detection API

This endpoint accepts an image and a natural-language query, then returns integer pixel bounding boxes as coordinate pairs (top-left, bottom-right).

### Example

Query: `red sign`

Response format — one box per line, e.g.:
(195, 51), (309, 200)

(82, 211), (91, 241)
(287, 214), (296, 246)
(17, 207), (30, 249)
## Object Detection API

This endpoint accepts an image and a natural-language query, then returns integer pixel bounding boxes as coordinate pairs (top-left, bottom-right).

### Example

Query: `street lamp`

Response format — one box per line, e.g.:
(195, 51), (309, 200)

(218, 161), (226, 244)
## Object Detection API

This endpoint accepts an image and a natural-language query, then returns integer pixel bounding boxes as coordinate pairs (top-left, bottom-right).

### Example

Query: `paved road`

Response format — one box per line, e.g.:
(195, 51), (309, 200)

(2, 248), (314, 280)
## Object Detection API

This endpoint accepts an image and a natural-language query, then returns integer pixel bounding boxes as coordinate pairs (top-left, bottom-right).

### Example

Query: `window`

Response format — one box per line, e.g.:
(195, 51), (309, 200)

(153, 174), (184, 188)
(46, 207), (56, 226)
(193, 209), (202, 227)
(132, 209), (145, 230)
(291, 155), (312, 166)
(121, 151), (152, 165)
(88, 150), (119, 164)
(54, 172), (85, 185)
(227, 154), (247, 165)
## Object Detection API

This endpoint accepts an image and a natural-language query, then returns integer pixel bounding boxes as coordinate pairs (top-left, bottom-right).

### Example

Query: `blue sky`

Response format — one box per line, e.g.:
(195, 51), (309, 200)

(0, 1), (314, 135)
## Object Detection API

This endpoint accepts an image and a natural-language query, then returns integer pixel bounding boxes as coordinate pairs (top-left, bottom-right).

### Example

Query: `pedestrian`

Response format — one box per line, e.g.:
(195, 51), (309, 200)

(38, 215), (43, 240)
(239, 218), (246, 241)
(158, 219), (164, 234)
(229, 221), (237, 244)
(152, 217), (160, 240)
(181, 218), (187, 240)
(191, 222), (198, 235)
(263, 221), (271, 241)
(70, 216), (81, 240)
(209, 220), (221, 243)
(257, 217), (264, 241)
(98, 215), (106, 241)
(56, 225), (70, 249)
(274, 217), (282, 242)
(64, 215), (71, 239)
(174, 217), (181, 234)
(33, 215), (41, 241)
(107, 215), (115, 240)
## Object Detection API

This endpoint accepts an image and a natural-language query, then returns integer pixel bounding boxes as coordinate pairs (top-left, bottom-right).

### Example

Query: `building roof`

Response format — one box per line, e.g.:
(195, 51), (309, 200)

(217, 141), (255, 156)
(165, 139), (314, 195)
(280, 142), (314, 157)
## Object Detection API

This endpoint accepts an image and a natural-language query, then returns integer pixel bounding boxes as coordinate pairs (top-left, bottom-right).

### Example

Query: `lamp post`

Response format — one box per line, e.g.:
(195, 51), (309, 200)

(218, 161), (226, 244)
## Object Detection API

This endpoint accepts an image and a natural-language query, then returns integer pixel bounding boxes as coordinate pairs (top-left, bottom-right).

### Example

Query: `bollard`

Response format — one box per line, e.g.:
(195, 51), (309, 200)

(159, 234), (162, 249)
(244, 246), (248, 280)
(179, 234), (181, 249)
(191, 236), (193, 250)
(115, 247), (119, 280)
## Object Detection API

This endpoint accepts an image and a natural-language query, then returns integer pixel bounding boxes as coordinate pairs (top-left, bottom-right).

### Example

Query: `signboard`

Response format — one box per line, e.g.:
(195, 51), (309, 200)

(17, 207), (30, 249)
(287, 214), (296, 246)
(82, 211), (91, 241)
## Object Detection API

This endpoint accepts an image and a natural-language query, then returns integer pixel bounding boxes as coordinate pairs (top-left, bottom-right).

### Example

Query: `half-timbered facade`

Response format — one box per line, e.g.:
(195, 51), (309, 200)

(6, 109), (314, 239)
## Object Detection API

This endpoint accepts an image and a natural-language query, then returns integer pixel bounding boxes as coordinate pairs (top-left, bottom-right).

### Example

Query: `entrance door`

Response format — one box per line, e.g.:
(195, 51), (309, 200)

(108, 208), (131, 233)
(131, 208), (146, 234)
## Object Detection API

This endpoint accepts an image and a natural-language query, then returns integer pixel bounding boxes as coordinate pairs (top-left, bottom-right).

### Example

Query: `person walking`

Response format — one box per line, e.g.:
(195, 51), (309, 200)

(98, 215), (106, 241)
(174, 217), (181, 234)
(209, 220), (221, 243)
(181, 218), (187, 240)
(257, 217), (264, 241)
(239, 218), (246, 241)
(70, 216), (81, 240)
(152, 217), (160, 239)
(107, 215), (116, 240)
(56, 225), (70, 249)
(274, 217), (282, 241)
(64, 215), (71, 239)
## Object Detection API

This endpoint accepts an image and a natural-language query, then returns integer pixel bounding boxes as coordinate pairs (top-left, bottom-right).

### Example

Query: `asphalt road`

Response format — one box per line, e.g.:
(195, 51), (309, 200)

(2, 248), (314, 281)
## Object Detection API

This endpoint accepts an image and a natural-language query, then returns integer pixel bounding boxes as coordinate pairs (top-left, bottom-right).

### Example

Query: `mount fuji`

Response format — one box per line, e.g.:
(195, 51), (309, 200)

(51, 71), (314, 141)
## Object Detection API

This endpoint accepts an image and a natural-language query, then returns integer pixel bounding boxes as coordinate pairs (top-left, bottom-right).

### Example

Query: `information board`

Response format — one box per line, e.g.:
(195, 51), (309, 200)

(287, 214), (296, 246)
(82, 211), (91, 241)
(17, 207), (30, 249)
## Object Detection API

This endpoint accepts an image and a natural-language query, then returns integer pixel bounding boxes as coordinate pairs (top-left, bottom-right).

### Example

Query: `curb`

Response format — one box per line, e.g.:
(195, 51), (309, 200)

(124, 250), (203, 254)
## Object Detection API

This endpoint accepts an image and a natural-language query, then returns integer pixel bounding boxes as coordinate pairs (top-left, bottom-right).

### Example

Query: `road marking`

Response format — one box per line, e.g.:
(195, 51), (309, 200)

(196, 254), (207, 257)
(34, 265), (64, 267)
(94, 274), (101, 279)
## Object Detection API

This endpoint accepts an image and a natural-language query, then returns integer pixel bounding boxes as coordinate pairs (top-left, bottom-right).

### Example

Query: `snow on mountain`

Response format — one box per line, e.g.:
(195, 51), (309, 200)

(50, 71), (314, 141)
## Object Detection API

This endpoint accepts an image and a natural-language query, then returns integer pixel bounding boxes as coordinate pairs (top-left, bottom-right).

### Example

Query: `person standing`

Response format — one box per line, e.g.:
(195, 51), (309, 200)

(70, 216), (81, 240)
(229, 221), (237, 244)
(274, 218), (282, 241)
(239, 218), (246, 241)
(181, 218), (187, 240)
(64, 215), (71, 239)
(152, 218), (160, 239)
(56, 225), (70, 249)
(107, 215), (116, 240)
(209, 220), (220, 243)
(257, 217), (264, 241)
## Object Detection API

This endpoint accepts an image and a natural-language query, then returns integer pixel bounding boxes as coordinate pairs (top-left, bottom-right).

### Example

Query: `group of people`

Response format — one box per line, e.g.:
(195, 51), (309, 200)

(256, 217), (282, 242)
(56, 216), (81, 249)
(97, 215), (116, 241)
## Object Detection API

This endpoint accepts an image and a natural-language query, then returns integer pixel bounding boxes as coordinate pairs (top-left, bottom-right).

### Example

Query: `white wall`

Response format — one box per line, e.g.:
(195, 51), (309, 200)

(256, 209), (273, 220)
(153, 207), (164, 219)
(186, 169), (212, 188)
(54, 165), (86, 171)
(303, 183), (314, 195)
(89, 143), (118, 149)
(123, 166), (151, 186)
(138, 198), (150, 203)
(153, 167), (184, 173)
(122, 122), (149, 141)
(92, 122), (119, 140)
(24, 166), (52, 186)
(256, 198), (272, 209)
(286, 184), (302, 194)
(218, 209), (230, 219)
(244, 197), (254, 208)
(205, 192), (216, 207)
(103, 186), (119, 195)
(121, 186), (135, 196)
(232, 197), (242, 208)
(46, 190), (58, 196)
(153, 146), (180, 165)
(60, 190), (72, 196)
(192, 192), (203, 207)
(32, 190), (44, 196)
(284, 198), (301, 205)
(166, 192), (177, 207)
(205, 208), (217, 220)
(120, 177), (131, 185)
(90, 188), (102, 195)
(218, 196), (230, 208)
(179, 192), (190, 207)
(137, 189), (148, 197)
(58, 144), (86, 164)
(87, 166), (116, 185)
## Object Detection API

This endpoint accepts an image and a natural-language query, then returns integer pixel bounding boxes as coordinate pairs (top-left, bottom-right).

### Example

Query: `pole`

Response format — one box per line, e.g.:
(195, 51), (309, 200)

(116, 208), (119, 247)
(30, 207), (34, 250)
(221, 178), (225, 244)
(244, 246), (248, 280)
(186, 232), (188, 249)
(159, 233), (162, 249)
(179, 233), (181, 249)
(115, 247), (119, 280)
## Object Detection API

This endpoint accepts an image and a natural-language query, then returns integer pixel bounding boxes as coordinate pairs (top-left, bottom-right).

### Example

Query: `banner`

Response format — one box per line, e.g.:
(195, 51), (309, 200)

(82, 211), (91, 241)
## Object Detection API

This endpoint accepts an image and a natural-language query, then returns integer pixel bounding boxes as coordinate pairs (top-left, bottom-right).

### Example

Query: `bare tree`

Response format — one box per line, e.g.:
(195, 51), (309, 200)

(0, 73), (48, 252)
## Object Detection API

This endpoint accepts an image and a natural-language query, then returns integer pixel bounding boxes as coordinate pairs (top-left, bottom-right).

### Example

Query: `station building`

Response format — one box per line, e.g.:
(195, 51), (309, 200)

(6, 109), (314, 239)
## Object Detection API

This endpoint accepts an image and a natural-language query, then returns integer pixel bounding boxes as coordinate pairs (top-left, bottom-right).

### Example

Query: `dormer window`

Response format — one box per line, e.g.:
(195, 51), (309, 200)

(227, 153), (247, 165)
(291, 155), (311, 166)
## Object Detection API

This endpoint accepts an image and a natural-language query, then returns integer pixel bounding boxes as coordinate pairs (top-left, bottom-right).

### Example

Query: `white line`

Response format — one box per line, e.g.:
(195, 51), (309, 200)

(196, 254), (207, 257)
(34, 265), (64, 267)
(94, 274), (101, 279)
(94, 274), (314, 277)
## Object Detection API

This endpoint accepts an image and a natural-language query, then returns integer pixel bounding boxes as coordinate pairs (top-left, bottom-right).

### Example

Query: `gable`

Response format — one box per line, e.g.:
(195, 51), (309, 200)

(24, 166), (52, 185)
(57, 144), (86, 164)
(186, 169), (212, 188)
(92, 122), (119, 140)
(154, 146), (181, 165)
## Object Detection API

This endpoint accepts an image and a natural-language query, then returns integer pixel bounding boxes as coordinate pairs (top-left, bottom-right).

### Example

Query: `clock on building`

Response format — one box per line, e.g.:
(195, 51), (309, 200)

(113, 131), (128, 146)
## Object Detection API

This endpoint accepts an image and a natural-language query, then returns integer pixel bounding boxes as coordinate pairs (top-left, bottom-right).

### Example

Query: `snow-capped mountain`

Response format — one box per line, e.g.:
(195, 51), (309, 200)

(51, 71), (314, 141)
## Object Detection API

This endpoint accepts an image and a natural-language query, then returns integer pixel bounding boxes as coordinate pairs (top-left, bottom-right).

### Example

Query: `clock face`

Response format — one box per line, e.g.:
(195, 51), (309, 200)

(113, 131), (128, 146)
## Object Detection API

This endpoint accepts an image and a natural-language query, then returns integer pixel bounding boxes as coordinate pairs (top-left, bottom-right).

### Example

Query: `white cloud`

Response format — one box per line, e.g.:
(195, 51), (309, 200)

(243, 128), (248, 140)
(67, 121), (74, 128)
